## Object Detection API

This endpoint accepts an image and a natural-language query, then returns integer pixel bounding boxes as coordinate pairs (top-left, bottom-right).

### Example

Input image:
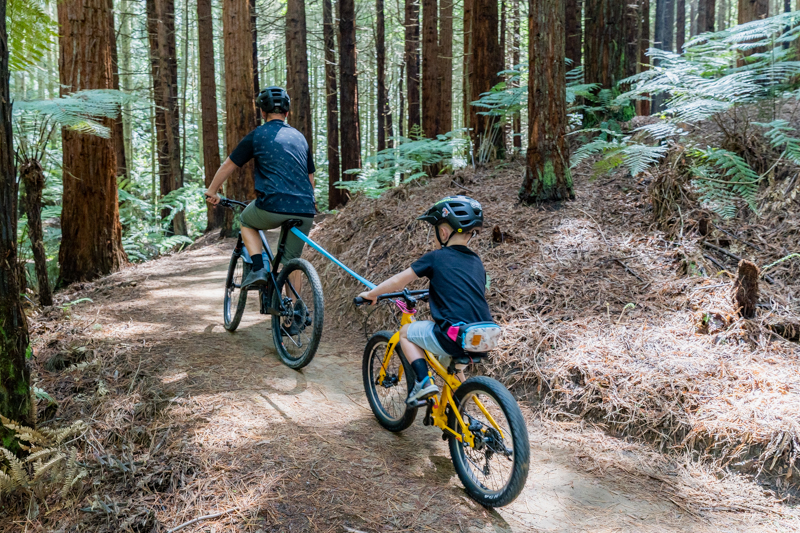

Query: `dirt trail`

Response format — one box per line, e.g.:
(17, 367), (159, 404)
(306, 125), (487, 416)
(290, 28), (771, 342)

(71, 234), (791, 533)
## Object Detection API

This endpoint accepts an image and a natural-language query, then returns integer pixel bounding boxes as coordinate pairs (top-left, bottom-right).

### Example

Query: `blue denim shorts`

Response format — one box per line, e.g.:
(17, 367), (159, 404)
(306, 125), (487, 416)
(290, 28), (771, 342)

(406, 320), (450, 358)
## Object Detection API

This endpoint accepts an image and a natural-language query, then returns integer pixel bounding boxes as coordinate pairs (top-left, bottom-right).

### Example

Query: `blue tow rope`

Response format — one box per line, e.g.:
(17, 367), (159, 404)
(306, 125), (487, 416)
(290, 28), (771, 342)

(290, 227), (377, 290)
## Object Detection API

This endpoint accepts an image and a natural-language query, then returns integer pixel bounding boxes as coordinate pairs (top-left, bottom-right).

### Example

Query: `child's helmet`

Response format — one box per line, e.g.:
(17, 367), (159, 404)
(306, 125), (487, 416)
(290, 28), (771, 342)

(417, 196), (483, 234)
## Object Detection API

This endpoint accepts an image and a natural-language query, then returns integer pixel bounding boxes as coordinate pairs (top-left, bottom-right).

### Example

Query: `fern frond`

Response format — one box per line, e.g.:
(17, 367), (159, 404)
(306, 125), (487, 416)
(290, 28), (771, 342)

(0, 448), (30, 488)
(634, 122), (687, 141)
(570, 139), (620, 168)
(0, 470), (16, 496)
(619, 143), (669, 176)
(32, 453), (65, 482)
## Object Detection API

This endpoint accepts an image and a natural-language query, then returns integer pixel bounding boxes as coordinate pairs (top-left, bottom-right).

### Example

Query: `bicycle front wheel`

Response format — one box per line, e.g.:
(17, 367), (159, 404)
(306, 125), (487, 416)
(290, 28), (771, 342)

(362, 331), (417, 432)
(448, 376), (529, 507)
(270, 258), (324, 369)
(223, 251), (248, 332)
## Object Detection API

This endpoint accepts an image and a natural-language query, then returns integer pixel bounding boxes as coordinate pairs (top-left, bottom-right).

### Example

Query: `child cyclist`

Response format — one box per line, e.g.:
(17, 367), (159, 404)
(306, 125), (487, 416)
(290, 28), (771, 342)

(358, 196), (493, 405)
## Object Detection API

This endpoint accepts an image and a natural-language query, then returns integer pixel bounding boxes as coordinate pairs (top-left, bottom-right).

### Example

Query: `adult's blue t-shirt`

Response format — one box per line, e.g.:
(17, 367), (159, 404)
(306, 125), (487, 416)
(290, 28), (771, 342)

(228, 119), (316, 215)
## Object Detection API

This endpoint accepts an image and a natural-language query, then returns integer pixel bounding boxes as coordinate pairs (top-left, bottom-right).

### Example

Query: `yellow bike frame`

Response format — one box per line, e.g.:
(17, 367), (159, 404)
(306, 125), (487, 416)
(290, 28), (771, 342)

(376, 307), (505, 447)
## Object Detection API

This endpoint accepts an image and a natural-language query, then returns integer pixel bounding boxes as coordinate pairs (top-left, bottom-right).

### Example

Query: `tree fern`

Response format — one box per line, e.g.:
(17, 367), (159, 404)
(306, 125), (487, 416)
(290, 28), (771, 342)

(690, 148), (762, 217)
(7, 0), (57, 73)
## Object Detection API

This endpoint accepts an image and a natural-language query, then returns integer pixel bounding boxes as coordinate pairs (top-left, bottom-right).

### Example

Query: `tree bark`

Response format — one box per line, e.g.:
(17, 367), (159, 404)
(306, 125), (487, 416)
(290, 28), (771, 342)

(697, 0), (716, 32)
(323, 0), (343, 208)
(512, 0), (521, 151)
(652, 0), (675, 112)
(223, 0), (257, 234)
(339, 0), (362, 189)
(197, 0), (224, 231)
(565, 0), (582, 67)
(0, 0), (33, 449)
(251, 0), (260, 126)
(676, 0), (686, 50)
(286, 0), (313, 152)
(469, 0), (503, 160)
(733, 259), (759, 318)
(108, 0), (127, 182)
(405, 0), (421, 134)
(637, 0), (651, 116)
(377, 0), (388, 151)
(523, 0), (574, 203)
(463, 0), (472, 131)
(440, 0), (453, 134)
(738, 0), (768, 23)
(146, 0), (186, 236)
(625, 0), (643, 80)
(20, 160), (52, 307)
(584, 0), (628, 91)
(690, 0), (697, 36)
(422, 0), (443, 137)
(58, 0), (127, 287)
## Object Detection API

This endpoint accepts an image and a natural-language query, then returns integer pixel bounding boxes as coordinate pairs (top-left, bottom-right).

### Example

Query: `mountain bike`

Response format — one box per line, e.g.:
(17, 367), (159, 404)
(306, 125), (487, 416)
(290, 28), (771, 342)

(218, 197), (324, 369)
(354, 290), (530, 507)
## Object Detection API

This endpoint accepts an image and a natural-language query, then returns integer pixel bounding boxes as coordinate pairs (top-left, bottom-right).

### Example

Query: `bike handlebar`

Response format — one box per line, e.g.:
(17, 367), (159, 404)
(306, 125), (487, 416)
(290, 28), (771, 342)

(353, 289), (429, 307)
(204, 193), (249, 210)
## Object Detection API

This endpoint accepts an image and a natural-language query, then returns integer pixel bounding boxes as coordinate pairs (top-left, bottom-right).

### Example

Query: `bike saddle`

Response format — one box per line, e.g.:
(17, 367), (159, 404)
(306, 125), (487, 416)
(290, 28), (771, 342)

(452, 355), (484, 365)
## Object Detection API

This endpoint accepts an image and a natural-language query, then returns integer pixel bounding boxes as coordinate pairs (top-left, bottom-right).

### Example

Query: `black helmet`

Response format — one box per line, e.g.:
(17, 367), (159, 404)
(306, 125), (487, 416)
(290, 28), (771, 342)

(417, 196), (483, 237)
(256, 86), (291, 114)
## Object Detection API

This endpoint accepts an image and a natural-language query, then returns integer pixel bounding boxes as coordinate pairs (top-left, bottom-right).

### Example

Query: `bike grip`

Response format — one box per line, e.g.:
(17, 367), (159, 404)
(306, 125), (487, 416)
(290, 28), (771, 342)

(353, 296), (366, 306)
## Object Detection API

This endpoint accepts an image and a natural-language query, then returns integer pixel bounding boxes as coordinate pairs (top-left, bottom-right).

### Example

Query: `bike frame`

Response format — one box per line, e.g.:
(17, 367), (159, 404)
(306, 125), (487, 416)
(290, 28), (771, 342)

(233, 219), (305, 315)
(377, 304), (505, 447)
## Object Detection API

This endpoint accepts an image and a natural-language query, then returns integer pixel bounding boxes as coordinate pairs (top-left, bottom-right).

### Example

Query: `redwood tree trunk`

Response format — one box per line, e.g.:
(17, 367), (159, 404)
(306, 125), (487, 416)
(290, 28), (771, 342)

(625, 0), (642, 80)
(323, 0), (343, 207)
(286, 0), (314, 152)
(653, 0), (675, 112)
(422, 0), (443, 137)
(440, 0), (453, 134)
(637, 0), (651, 116)
(147, 0), (186, 236)
(463, 0), (472, 130)
(469, 0), (503, 159)
(0, 0), (33, 449)
(108, 0), (127, 182)
(676, 0), (686, 50)
(377, 0), (388, 151)
(197, 0), (224, 231)
(223, 0), (256, 234)
(339, 0), (362, 188)
(405, 0), (421, 134)
(698, 0), (716, 32)
(738, 0), (768, 23)
(523, 0), (574, 203)
(565, 0), (582, 67)
(20, 159), (52, 307)
(584, 0), (628, 90)
(58, 0), (127, 286)
(251, 0), (260, 126)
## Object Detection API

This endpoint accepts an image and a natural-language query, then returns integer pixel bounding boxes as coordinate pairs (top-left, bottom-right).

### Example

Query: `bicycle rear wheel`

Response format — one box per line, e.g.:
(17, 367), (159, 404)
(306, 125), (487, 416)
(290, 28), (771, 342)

(362, 331), (417, 432)
(270, 258), (324, 369)
(448, 376), (529, 507)
(223, 251), (248, 331)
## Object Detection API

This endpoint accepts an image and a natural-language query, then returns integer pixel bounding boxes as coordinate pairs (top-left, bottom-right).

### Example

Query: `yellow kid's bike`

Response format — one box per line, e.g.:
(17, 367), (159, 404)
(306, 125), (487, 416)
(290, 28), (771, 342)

(354, 290), (530, 507)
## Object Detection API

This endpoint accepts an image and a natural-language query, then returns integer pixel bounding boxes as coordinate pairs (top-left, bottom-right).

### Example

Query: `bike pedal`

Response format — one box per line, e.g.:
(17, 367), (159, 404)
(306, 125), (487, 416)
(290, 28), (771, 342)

(410, 399), (428, 408)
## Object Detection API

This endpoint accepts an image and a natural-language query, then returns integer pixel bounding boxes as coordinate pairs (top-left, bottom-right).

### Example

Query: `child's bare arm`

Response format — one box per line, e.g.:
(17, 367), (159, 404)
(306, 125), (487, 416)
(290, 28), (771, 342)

(358, 268), (419, 305)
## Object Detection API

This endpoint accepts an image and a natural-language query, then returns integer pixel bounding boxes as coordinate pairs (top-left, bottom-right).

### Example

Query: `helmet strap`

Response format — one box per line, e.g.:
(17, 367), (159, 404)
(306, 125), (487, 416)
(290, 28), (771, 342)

(466, 230), (478, 245)
(435, 225), (455, 248)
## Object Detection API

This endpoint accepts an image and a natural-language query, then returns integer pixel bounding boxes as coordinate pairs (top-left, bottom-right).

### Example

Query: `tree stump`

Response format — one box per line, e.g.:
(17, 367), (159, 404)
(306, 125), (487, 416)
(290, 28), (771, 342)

(733, 259), (759, 319)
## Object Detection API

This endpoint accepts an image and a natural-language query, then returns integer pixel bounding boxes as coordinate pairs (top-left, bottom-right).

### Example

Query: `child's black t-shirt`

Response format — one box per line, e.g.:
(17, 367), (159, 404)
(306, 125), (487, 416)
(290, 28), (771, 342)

(411, 245), (493, 357)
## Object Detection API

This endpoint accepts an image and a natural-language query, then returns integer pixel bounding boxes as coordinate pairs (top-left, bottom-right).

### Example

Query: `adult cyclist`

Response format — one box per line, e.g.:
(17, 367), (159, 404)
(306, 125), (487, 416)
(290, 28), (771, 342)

(205, 86), (316, 289)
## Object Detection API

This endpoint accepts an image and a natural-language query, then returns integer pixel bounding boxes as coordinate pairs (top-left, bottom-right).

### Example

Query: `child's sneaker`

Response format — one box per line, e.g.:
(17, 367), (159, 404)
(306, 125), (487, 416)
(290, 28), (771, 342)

(406, 376), (439, 404)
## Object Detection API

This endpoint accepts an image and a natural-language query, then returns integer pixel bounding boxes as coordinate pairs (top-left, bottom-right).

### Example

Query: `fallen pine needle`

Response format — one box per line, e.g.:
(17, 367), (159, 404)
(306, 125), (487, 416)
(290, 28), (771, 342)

(167, 507), (239, 533)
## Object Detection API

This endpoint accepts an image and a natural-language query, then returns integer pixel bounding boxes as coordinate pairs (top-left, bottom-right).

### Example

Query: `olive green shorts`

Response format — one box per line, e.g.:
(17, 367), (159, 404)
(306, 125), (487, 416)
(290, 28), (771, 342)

(240, 203), (314, 263)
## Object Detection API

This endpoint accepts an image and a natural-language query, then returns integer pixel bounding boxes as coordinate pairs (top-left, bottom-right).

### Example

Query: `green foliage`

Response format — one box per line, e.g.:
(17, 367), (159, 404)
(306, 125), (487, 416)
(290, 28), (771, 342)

(6, 0), (57, 73)
(572, 12), (800, 218)
(340, 132), (468, 198)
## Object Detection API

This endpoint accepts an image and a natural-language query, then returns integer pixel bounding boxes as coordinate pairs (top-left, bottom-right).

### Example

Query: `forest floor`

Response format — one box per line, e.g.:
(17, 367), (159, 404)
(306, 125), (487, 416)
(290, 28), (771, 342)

(4, 227), (798, 532)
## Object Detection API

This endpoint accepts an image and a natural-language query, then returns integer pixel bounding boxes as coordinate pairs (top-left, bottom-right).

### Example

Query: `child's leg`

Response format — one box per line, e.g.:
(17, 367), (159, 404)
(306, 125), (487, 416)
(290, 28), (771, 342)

(399, 323), (429, 382)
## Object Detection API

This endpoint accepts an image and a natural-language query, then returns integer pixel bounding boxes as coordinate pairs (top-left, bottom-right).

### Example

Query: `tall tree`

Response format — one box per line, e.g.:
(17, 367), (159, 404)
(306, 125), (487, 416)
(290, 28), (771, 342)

(377, 0), (389, 151)
(469, 0), (503, 159)
(223, 0), (257, 234)
(147, 0), (186, 236)
(565, 0), (582, 67)
(339, 0), (362, 189)
(738, 0), (768, 23)
(653, 0), (675, 112)
(637, 0), (652, 116)
(676, 0), (686, 50)
(463, 0), (472, 130)
(251, 0), (260, 126)
(323, 0), (343, 207)
(522, 0), (574, 203)
(625, 0), (642, 81)
(0, 0), (33, 450)
(422, 0), (443, 137)
(405, 0), (421, 133)
(286, 0), (313, 150)
(197, 0), (223, 231)
(698, 0), (716, 32)
(440, 0), (453, 133)
(512, 0), (521, 152)
(108, 0), (127, 182)
(58, 0), (127, 286)
(584, 0), (628, 91)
